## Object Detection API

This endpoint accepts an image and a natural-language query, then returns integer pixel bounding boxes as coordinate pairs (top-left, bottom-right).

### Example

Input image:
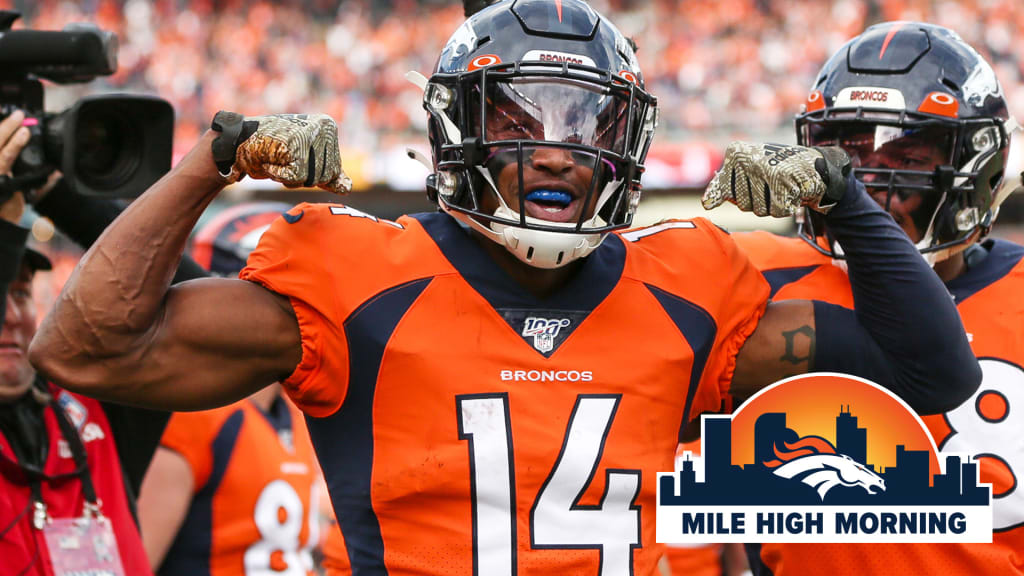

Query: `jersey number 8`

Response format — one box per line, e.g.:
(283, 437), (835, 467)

(244, 480), (318, 575)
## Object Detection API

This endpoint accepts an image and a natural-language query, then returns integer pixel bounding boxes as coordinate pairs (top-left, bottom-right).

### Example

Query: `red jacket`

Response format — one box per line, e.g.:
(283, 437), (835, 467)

(0, 385), (152, 576)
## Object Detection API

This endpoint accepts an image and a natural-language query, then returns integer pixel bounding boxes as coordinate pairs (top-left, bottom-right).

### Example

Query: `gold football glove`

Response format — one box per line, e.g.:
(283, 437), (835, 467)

(211, 111), (352, 194)
(702, 142), (850, 217)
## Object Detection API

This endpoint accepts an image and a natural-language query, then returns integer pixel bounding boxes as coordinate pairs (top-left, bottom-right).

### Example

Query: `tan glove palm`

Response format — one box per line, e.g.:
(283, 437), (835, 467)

(211, 111), (352, 194)
(702, 142), (849, 217)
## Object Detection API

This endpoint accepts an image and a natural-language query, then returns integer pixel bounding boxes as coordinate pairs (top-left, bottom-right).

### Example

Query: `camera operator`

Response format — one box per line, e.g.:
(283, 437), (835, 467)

(0, 117), (205, 575)
(0, 10), (175, 342)
(0, 112), (152, 575)
(0, 246), (157, 576)
(0, 11), (204, 573)
(0, 111), (31, 330)
(0, 210), (26, 330)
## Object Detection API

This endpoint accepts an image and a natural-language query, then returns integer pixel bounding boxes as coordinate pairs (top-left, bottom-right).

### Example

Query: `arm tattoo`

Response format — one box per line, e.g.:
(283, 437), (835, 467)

(779, 324), (815, 365)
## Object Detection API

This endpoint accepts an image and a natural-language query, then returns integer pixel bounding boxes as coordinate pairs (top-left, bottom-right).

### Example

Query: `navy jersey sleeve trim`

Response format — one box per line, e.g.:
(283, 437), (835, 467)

(946, 239), (1024, 303)
(310, 276), (432, 575)
(761, 265), (820, 299)
(645, 284), (718, 441)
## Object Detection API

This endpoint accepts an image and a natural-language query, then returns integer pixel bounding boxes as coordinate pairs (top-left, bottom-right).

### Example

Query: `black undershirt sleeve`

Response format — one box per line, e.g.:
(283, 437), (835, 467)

(812, 178), (981, 415)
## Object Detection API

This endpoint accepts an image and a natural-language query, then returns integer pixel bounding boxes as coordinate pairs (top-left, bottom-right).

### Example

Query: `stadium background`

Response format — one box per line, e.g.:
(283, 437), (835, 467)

(8, 0), (1024, 311)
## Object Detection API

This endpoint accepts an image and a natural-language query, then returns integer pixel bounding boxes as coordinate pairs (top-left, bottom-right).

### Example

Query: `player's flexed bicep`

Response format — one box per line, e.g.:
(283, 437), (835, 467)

(31, 113), (347, 410)
(151, 278), (302, 410)
(38, 276), (301, 411)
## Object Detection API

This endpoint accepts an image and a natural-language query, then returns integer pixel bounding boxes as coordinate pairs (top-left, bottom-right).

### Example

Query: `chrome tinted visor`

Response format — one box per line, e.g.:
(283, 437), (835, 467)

(804, 123), (956, 171)
(472, 77), (632, 155)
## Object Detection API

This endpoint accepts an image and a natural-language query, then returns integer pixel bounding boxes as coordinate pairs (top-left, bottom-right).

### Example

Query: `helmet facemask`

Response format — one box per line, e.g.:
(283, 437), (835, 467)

(792, 21), (1020, 265)
(424, 61), (657, 268)
(796, 109), (1013, 263)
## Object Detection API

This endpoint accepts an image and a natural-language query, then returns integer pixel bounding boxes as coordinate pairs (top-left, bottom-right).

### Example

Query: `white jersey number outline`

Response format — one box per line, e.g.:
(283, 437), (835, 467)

(942, 358), (1024, 531)
(458, 393), (641, 576)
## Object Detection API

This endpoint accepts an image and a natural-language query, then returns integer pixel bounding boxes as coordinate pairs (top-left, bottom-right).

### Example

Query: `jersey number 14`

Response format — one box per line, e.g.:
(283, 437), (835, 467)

(458, 393), (641, 576)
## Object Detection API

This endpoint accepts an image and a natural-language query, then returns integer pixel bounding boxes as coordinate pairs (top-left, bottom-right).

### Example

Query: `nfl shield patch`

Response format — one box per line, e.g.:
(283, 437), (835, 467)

(522, 317), (571, 353)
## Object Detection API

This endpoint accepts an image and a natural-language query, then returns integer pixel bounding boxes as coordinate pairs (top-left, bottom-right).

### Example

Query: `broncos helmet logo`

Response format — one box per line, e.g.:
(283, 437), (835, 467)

(764, 435), (887, 501)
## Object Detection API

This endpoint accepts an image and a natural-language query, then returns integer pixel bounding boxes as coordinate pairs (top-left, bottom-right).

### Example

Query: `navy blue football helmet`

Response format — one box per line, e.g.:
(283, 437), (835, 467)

(417, 0), (658, 269)
(795, 22), (1017, 261)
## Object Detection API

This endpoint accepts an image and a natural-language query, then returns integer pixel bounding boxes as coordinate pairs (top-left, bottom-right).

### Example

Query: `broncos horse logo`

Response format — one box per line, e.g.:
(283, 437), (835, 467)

(764, 436), (886, 501)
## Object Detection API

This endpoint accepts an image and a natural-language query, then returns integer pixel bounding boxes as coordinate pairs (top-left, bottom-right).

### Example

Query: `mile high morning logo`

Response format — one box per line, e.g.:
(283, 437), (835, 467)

(657, 373), (993, 543)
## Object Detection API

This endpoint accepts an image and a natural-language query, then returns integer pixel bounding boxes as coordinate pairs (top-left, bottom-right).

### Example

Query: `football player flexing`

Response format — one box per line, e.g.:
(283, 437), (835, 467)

(732, 22), (1024, 576)
(136, 203), (322, 576)
(31, 2), (979, 574)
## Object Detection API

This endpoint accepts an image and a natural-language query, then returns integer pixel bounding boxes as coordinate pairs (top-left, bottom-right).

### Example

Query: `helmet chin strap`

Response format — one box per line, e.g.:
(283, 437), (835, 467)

(406, 147), (432, 171)
(916, 238), (940, 268)
(879, 115), (1022, 266)
(923, 228), (982, 265)
(913, 189), (947, 267)
(830, 216), (979, 270)
(991, 116), (1022, 217)
(830, 239), (939, 270)
(439, 201), (606, 269)
(924, 115), (1022, 263)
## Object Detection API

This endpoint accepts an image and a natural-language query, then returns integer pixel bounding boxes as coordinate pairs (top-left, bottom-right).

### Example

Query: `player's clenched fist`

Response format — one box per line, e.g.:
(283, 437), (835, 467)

(702, 142), (851, 217)
(210, 110), (352, 194)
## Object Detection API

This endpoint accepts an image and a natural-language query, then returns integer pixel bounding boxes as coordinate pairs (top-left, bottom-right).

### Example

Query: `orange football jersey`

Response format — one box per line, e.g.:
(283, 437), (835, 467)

(158, 395), (320, 576)
(240, 205), (769, 575)
(732, 231), (853, 308)
(734, 232), (1024, 575)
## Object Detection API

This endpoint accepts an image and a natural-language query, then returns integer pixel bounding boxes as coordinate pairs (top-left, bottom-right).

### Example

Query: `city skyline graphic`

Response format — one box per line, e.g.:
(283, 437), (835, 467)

(661, 406), (989, 506)
(656, 374), (993, 543)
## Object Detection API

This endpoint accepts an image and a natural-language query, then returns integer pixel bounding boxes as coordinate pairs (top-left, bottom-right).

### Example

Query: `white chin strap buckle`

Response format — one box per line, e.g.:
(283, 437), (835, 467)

(406, 148), (432, 171)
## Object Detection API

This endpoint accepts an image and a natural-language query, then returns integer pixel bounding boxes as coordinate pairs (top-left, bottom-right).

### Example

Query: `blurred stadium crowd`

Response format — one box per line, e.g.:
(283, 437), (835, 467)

(10, 0), (1024, 189)
(9, 0), (1024, 315)
(3, 3), (1023, 575)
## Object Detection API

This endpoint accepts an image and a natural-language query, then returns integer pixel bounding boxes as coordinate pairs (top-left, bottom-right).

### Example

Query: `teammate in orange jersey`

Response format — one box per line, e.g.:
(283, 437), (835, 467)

(31, 2), (982, 574)
(738, 22), (1024, 576)
(137, 203), (322, 576)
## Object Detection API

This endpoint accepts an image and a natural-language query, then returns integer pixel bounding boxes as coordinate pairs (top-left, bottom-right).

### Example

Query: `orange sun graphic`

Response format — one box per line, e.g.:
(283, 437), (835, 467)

(727, 373), (941, 478)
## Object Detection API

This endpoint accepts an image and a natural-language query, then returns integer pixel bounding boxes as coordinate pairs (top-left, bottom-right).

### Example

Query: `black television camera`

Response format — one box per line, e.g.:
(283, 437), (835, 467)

(0, 10), (173, 199)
